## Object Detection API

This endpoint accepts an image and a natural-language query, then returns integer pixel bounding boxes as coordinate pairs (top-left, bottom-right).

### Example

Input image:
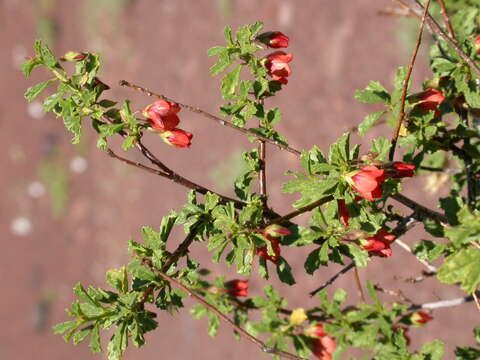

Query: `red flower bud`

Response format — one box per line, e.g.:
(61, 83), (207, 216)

(63, 51), (87, 62)
(411, 311), (433, 325)
(257, 31), (289, 48)
(475, 35), (480, 54)
(225, 279), (249, 297)
(337, 199), (350, 226)
(413, 88), (445, 118)
(160, 128), (193, 148)
(144, 100), (181, 131)
(347, 165), (385, 201)
(264, 51), (293, 85)
(306, 324), (336, 360)
(256, 234), (281, 264)
(264, 224), (291, 237)
(388, 162), (416, 178)
(361, 229), (396, 257)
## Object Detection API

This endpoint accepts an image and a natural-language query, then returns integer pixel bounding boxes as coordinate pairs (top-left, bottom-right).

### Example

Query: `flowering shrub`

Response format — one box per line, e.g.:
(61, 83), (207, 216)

(22, 1), (480, 359)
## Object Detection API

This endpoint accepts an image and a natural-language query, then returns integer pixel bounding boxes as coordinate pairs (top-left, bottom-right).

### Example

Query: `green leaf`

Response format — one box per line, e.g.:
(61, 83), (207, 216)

(358, 111), (386, 136)
(276, 258), (295, 285)
(210, 53), (232, 76)
(438, 247), (480, 293)
(89, 324), (102, 353)
(328, 133), (350, 166)
(21, 58), (42, 77)
(221, 65), (242, 99)
(107, 322), (129, 360)
(106, 267), (129, 294)
(73, 325), (93, 345)
(24, 78), (55, 102)
(207, 312), (220, 337)
(224, 26), (234, 45)
(370, 136), (390, 161)
(345, 244), (369, 267)
(418, 340), (445, 360)
(455, 346), (480, 360)
(355, 81), (390, 104)
(207, 46), (225, 57)
(413, 240), (446, 262)
(53, 320), (78, 335)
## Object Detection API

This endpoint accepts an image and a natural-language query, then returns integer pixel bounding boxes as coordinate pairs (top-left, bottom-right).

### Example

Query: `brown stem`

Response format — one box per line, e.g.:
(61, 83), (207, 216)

(391, 193), (448, 224)
(353, 267), (366, 302)
(259, 139), (267, 204)
(106, 148), (245, 208)
(266, 195), (335, 226)
(119, 80), (302, 156)
(373, 284), (413, 303)
(437, 0), (456, 41)
(389, 0), (431, 161)
(141, 257), (307, 360)
(394, 0), (480, 77)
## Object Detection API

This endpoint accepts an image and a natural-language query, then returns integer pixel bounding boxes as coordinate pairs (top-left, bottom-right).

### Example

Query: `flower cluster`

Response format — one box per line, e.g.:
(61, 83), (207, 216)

(258, 31), (293, 85)
(143, 100), (193, 148)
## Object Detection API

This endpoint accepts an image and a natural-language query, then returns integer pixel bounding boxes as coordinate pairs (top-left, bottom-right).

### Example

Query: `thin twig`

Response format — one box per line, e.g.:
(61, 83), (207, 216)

(266, 195), (335, 226)
(141, 257), (307, 360)
(389, 0), (431, 161)
(394, 0), (480, 77)
(437, 0), (456, 40)
(353, 267), (366, 302)
(391, 193), (449, 224)
(106, 148), (245, 208)
(459, 109), (477, 210)
(394, 239), (438, 273)
(408, 291), (480, 310)
(119, 80), (302, 156)
(373, 284), (413, 303)
(259, 139), (267, 203)
(309, 213), (420, 297)
(138, 231), (199, 309)
(472, 292), (480, 312)
(309, 263), (355, 297)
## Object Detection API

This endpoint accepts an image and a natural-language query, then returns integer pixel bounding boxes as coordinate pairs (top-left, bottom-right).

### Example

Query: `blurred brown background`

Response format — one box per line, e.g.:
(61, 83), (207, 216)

(1, 0), (477, 359)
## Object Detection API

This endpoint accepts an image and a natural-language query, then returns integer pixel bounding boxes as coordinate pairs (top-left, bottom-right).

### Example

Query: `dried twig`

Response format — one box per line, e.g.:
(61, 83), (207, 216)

(353, 267), (366, 302)
(389, 0), (431, 161)
(393, 0), (480, 77)
(119, 80), (302, 156)
(141, 257), (307, 360)
(391, 193), (449, 224)
(408, 291), (480, 310)
(437, 0), (456, 40)
(373, 284), (413, 303)
(106, 148), (245, 208)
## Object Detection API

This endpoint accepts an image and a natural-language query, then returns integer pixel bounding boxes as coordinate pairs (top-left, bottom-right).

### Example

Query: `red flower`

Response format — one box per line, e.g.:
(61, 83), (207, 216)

(225, 279), (249, 297)
(475, 35), (480, 54)
(414, 88), (445, 118)
(256, 234), (281, 264)
(307, 324), (336, 360)
(389, 162), (416, 178)
(348, 165), (385, 201)
(362, 229), (396, 257)
(160, 128), (193, 148)
(264, 224), (292, 237)
(144, 100), (181, 131)
(337, 199), (350, 226)
(264, 51), (293, 84)
(411, 311), (433, 325)
(257, 31), (289, 48)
